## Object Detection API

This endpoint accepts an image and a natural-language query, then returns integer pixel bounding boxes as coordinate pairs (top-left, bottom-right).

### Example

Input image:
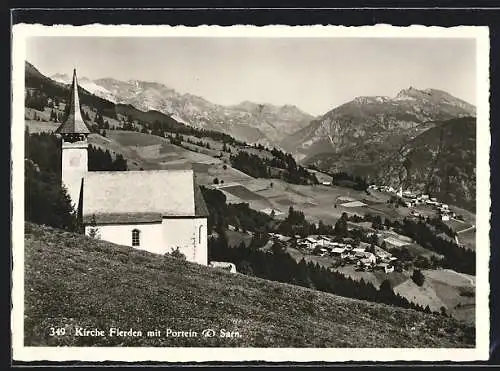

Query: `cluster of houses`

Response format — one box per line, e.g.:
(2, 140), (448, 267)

(290, 234), (398, 273)
(368, 185), (456, 221)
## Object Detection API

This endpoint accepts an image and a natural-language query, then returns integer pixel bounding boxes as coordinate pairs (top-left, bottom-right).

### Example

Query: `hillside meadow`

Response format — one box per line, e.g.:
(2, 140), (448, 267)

(24, 223), (474, 348)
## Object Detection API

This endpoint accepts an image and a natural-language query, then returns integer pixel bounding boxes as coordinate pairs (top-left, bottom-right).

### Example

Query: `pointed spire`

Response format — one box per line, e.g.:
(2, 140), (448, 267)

(56, 68), (90, 134)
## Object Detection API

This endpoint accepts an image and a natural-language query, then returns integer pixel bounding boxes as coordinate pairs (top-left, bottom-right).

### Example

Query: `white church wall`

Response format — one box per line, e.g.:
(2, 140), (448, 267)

(162, 218), (208, 266)
(84, 218), (207, 266)
(85, 222), (164, 255)
(195, 218), (208, 266)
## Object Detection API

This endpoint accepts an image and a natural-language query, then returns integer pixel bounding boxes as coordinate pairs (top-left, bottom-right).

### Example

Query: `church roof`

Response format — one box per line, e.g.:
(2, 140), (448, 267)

(193, 178), (209, 217)
(82, 169), (209, 223)
(56, 69), (90, 135)
(83, 212), (163, 225)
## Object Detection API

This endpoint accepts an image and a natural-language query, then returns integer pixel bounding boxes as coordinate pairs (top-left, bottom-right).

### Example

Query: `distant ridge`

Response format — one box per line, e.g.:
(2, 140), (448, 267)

(45, 65), (315, 146)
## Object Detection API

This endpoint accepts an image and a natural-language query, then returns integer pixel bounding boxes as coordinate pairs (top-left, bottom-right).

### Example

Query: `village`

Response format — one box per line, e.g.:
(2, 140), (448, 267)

(272, 232), (400, 273)
(216, 180), (474, 277)
(250, 184), (474, 276)
(368, 184), (458, 221)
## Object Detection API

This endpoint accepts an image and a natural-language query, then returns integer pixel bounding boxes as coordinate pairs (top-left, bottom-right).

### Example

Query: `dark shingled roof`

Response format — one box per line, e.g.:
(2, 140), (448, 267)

(83, 212), (163, 225)
(56, 69), (90, 135)
(193, 179), (209, 217)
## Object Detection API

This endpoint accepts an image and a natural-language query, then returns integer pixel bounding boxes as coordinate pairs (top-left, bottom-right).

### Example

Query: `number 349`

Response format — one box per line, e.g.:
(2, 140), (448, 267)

(49, 327), (66, 336)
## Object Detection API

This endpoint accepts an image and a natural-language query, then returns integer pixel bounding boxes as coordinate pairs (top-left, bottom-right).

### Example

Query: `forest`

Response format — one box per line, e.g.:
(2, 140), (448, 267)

(229, 151), (318, 185)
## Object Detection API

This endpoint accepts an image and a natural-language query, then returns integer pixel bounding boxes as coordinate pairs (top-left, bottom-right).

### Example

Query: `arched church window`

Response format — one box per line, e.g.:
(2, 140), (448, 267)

(132, 229), (141, 247)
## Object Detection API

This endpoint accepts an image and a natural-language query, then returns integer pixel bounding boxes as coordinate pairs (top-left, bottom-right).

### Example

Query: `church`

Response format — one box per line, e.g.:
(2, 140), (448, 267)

(56, 69), (209, 266)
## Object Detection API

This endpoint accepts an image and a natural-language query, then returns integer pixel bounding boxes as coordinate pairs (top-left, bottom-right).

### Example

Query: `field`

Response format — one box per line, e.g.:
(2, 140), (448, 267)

(221, 185), (270, 202)
(108, 131), (165, 146)
(456, 228), (476, 251)
(24, 223), (474, 347)
(444, 219), (473, 233)
(393, 279), (447, 312)
(103, 130), (224, 172)
(402, 244), (444, 259)
(24, 119), (60, 134)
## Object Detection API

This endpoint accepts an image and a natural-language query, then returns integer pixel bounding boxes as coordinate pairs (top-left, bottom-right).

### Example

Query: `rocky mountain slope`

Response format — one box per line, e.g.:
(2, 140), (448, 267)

(282, 87), (475, 164)
(375, 117), (476, 211)
(306, 116), (476, 211)
(51, 73), (314, 146)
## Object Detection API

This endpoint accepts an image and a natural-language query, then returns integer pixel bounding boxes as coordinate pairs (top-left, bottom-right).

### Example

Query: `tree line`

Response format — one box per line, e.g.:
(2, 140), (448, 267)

(330, 172), (369, 191)
(200, 186), (273, 234)
(230, 151), (318, 185)
(26, 90), (48, 111)
(307, 165), (369, 191)
(88, 145), (128, 171)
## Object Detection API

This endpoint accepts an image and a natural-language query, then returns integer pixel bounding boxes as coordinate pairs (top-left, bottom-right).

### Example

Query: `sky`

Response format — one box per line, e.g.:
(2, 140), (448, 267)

(26, 37), (476, 116)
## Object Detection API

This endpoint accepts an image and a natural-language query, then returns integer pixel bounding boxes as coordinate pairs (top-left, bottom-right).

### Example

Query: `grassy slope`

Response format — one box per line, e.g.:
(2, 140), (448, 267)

(24, 223), (474, 348)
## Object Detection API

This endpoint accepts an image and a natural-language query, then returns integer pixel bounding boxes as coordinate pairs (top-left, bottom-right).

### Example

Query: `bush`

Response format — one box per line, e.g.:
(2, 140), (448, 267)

(166, 247), (186, 260)
(87, 215), (100, 239)
(412, 269), (425, 286)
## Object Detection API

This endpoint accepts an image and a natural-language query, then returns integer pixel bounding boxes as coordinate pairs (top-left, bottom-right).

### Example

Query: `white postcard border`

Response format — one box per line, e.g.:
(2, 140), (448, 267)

(11, 23), (491, 363)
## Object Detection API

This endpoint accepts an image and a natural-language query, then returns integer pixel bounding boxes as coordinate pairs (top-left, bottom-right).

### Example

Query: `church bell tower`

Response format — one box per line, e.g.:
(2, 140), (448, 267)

(56, 68), (90, 212)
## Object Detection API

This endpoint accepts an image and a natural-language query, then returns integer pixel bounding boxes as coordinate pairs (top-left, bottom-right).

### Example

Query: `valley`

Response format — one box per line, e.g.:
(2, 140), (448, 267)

(23, 60), (478, 331)
(26, 115), (477, 325)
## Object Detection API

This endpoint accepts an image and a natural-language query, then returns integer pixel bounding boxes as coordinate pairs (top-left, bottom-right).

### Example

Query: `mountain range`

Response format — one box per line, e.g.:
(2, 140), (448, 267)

(281, 87), (475, 162)
(26, 62), (476, 210)
(50, 72), (315, 147)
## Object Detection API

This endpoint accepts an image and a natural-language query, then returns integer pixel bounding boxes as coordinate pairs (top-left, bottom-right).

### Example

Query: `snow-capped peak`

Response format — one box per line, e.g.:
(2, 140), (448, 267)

(51, 73), (71, 84)
(50, 72), (117, 103)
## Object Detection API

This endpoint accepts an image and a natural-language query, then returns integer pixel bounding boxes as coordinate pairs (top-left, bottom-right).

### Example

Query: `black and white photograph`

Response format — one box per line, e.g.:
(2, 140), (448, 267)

(11, 24), (490, 362)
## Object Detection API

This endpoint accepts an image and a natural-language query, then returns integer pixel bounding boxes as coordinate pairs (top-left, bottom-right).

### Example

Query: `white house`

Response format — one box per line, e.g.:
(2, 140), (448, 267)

(209, 261), (237, 273)
(378, 263), (395, 273)
(57, 69), (209, 266)
(352, 247), (366, 254)
(363, 252), (377, 264)
(304, 235), (330, 249)
(260, 208), (284, 216)
(441, 214), (450, 221)
(330, 247), (346, 256)
(385, 265), (394, 273)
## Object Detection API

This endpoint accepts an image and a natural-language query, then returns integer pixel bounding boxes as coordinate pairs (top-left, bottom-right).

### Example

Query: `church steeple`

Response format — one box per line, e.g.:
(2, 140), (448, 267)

(58, 68), (89, 211)
(56, 68), (90, 136)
